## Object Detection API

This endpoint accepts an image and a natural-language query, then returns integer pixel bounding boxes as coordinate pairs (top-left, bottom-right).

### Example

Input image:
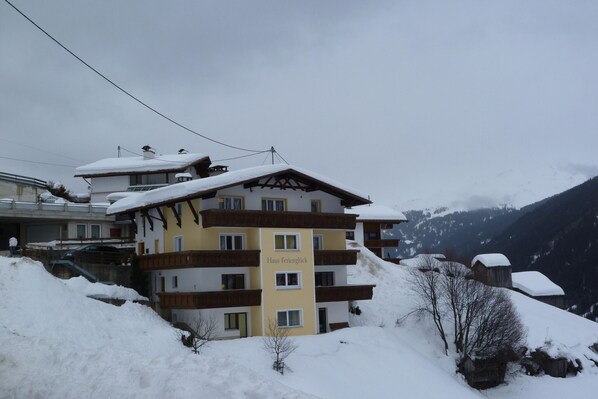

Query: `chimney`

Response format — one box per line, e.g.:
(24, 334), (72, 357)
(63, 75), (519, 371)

(178, 148), (189, 154)
(208, 165), (229, 176)
(142, 145), (155, 159)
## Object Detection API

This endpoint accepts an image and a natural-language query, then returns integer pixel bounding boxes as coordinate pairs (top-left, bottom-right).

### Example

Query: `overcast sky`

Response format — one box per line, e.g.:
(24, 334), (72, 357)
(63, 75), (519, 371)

(1, 0), (597, 210)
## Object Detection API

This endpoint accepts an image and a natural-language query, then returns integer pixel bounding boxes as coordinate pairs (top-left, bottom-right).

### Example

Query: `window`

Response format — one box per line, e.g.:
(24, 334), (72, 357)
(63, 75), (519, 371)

(172, 275), (178, 288)
(76, 224), (87, 239)
(221, 274), (245, 290)
(310, 199), (322, 213)
(365, 231), (380, 240)
(274, 233), (299, 250)
(346, 231), (355, 240)
(174, 236), (183, 252)
(224, 313), (239, 330)
(262, 198), (285, 212)
(175, 203), (183, 217)
(315, 272), (334, 286)
(219, 196), (244, 210)
(220, 234), (244, 250)
(313, 235), (323, 250)
(276, 272), (301, 289)
(277, 309), (302, 328)
(90, 224), (101, 239)
(130, 175), (143, 186)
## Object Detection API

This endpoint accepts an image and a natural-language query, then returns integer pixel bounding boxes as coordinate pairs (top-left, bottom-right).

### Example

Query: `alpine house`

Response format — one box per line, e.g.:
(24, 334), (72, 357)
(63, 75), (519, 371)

(107, 164), (375, 338)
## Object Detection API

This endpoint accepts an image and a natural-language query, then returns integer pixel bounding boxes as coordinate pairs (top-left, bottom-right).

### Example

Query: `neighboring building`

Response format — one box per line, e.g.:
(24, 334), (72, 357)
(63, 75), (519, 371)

(107, 164), (376, 338)
(346, 204), (407, 262)
(512, 271), (566, 309)
(0, 172), (123, 251)
(75, 146), (212, 203)
(471, 253), (513, 288)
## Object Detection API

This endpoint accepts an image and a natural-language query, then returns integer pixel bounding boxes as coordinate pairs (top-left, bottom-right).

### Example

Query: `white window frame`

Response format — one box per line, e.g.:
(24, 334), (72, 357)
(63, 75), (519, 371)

(277, 309), (303, 328)
(174, 236), (183, 252)
(76, 224), (87, 239)
(274, 233), (300, 251)
(313, 234), (323, 251)
(275, 271), (302, 289)
(219, 233), (246, 250)
(218, 196), (244, 210)
(262, 198), (286, 212)
(90, 224), (101, 239)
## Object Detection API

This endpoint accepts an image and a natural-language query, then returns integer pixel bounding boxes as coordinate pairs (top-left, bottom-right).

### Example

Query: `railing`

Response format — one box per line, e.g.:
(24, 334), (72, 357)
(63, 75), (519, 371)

(158, 289), (262, 309)
(364, 239), (400, 248)
(314, 250), (359, 266)
(0, 199), (109, 215)
(138, 250), (261, 270)
(315, 284), (375, 302)
(200, 209), (357, 230)
(0, 171), (47, 189)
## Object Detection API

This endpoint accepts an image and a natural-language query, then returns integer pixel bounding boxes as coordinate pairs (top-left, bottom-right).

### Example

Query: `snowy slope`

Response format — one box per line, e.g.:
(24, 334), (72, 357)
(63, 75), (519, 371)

(1, 250), (598, 399)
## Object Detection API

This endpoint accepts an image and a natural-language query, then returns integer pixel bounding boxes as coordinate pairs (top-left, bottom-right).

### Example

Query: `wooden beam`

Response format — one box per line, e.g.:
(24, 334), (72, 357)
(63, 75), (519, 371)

(200, 191), (217, 200)
(187, 200), (199, 225)
(169, 204), (182, 228)
(142, 210), (154, 231)
(243, 180), (260, 189)
(129, 213), (137, 234)
(156, 207), (167, 230)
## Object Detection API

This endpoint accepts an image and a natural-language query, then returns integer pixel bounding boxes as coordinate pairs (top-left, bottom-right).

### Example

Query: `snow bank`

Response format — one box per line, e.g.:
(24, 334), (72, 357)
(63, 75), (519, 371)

(63, 276), (148, 301)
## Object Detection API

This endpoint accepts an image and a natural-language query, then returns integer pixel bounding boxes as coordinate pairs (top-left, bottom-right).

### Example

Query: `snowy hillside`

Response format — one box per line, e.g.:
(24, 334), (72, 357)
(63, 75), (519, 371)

(1, 250), (598, 398)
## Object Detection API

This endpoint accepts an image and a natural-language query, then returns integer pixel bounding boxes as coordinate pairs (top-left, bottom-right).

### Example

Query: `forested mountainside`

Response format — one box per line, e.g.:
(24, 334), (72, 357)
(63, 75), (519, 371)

(474, 176), (598, 319)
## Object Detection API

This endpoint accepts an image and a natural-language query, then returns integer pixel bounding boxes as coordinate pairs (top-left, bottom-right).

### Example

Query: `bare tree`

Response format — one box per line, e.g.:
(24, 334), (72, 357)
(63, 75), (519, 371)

(262, 319), (298, 374)
(189, 312), (218, 354)
(409, 255), (449, 355)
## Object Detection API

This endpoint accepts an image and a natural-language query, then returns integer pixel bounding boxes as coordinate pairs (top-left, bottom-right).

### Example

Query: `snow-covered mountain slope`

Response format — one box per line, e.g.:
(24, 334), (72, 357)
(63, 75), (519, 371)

(1, 250), (598, 399)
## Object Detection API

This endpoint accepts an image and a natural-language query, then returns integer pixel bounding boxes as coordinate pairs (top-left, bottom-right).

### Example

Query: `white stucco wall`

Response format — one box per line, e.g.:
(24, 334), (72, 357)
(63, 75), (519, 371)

(316, 301), (349, 332)
(172, 307), (253, 339)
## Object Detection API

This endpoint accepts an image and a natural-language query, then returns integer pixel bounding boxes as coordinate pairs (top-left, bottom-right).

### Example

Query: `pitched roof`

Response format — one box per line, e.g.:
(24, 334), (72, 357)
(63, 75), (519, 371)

(107, 164), (371, 215)
(471, 253), (511, 268)
(74, 153), (211, 177)
(347, 204), (407, 222)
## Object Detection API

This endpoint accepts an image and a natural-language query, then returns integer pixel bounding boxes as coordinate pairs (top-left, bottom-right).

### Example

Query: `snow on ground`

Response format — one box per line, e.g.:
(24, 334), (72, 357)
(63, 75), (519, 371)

(63, 276), (148, 301)
(1, 247), (598, 399)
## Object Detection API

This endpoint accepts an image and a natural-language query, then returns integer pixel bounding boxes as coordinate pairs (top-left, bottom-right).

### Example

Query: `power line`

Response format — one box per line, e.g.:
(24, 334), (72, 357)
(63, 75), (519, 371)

(212, 151), (270, 163)
(0, 155), (77, 168)
(0, 137), (85, 163)
(274, 150), (290, 165)
(4, 0), (267, 154)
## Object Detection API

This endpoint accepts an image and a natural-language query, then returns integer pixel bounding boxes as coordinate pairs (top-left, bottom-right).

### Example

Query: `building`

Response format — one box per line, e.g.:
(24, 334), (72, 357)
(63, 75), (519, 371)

(471, 253), (513, 288)
(107, 164), (376, 338)
(75, 146), (212, 203)
(0, 172), (121, 252)
(512, 271), (566, 309)
(346, 204), (407, 262)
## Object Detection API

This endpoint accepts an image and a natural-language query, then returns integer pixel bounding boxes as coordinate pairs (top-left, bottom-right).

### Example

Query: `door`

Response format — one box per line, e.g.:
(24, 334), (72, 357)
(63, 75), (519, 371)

(138, 241), (145, 255)
(160, 276), (165, 292)
(318, 308), (328, 333)
(238, 313), (248, 338)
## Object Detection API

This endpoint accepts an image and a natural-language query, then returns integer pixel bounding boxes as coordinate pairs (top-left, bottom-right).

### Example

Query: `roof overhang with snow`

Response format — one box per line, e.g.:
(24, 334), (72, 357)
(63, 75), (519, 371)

(107, 164), (371, 215)
(74, 153), (211, 178)
(512, 271), (565, 297)
(347, 204), (407, 223)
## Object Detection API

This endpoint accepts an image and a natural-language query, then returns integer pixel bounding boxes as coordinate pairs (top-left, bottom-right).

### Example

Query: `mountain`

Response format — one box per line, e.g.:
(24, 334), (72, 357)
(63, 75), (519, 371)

(473, 176), (598, 317)
(388, 205), (534, 260)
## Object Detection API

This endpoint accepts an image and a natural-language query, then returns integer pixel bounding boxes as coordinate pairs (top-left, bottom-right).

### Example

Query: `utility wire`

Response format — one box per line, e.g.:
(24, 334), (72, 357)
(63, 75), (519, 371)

(119, 145), (269, 164)
(4, 0), (267, 154)
(274, 150), (290, 165)
(0, 155), (77, 168)
(212, 151), (270, 163)
(0, 137), (85, 163)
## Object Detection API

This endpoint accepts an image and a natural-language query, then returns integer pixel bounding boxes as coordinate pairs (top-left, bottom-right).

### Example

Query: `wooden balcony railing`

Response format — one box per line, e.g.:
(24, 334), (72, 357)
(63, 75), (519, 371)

(138, 250), (260, 270)
(200, 209), (357, 230)
(158, 289), (262, 309)
(364, 239), (400, 248)
(314, 250), (359, 266)
(315, 284), (375, 302)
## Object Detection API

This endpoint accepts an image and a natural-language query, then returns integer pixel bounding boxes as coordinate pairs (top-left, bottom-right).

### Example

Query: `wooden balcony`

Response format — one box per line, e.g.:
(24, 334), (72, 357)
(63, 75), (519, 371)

(200, 209), (357, 230)
(138, 250), (260, 270)
(364, 239), (400, 248)
(314, 250), (359, 266)
(315, 284), (375, 302)
(158, 289), (262, 309)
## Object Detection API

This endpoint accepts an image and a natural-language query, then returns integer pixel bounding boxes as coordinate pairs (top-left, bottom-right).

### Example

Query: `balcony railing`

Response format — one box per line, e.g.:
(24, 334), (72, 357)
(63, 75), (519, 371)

(364, 239), (400, 248)
(200, 209), (357, 230)
(158, 289), (262, 309)
(138, 250), (260, 270)
(314, 250), (359, 266)
(315, 284), (375, 302)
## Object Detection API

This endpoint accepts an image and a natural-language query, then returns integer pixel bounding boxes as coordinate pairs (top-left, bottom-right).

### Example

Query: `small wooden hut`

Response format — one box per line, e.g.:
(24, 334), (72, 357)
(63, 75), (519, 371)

(512, 271), (566, 309)
(471, 253), (512, 288)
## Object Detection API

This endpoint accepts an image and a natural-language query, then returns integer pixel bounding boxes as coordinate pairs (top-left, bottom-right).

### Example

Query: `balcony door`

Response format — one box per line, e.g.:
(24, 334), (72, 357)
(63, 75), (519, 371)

(318, 307), (328, 333)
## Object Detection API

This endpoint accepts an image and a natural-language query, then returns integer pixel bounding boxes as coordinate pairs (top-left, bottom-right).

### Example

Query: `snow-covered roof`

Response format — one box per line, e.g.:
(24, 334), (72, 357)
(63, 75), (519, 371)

(347, 204), (407, 222)
(471, 253), (511, 268)
(74, 152), (210, 177)
(512, 271), (565, 297)
(107, 164), (371, 215)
